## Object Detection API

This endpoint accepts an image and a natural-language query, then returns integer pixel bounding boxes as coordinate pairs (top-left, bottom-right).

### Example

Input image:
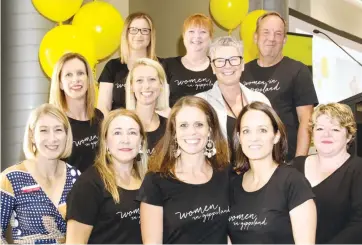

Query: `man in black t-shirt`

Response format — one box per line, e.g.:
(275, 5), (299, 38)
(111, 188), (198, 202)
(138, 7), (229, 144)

(241, 12), (318, 162)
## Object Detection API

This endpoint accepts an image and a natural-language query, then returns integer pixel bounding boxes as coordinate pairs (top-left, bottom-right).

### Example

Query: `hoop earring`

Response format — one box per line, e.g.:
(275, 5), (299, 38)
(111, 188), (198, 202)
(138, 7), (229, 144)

(204, 136), (216, 158)
(173, 138), (181, 158)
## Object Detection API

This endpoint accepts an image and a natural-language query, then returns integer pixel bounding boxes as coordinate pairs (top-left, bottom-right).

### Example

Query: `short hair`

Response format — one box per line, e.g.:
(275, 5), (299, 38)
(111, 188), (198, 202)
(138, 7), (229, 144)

(94, 109), (148, 203)
(209, 36), (244, 60)
(182, 13), (214, 38)
(256, 11), (288, 35)
(234, 102), (287, 173)
(310, 103), (357, 145)
(120, 12), (157, 64)
(49, 52), (96, 122)
(125, 58), (169, 111)
(149, 96), (230, 177)
(23, 103), (73, 160)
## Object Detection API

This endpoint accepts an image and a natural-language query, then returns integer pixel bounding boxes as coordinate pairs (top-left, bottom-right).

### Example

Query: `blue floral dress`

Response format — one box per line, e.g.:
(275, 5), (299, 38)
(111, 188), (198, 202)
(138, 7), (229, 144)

(0, 162), (80, 244)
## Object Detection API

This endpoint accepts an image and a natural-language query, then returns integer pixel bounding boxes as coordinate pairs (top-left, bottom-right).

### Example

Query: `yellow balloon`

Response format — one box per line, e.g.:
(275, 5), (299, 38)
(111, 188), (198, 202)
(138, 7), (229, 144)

(32, 0), (83, 22)
(240, 10), (267, 62)
(210, 0), (249, 31)
(39, 25), (96, 78)
(72, 1), (124, 60)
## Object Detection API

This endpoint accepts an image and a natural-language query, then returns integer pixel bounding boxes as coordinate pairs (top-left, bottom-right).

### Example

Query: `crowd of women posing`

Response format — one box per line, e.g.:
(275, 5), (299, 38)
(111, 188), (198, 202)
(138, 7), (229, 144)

(1, 11), (361, 245)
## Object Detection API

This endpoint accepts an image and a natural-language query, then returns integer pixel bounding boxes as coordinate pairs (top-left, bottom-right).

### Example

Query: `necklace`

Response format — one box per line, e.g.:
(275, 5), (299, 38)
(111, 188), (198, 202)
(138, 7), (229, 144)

(221, 88), (244, 118)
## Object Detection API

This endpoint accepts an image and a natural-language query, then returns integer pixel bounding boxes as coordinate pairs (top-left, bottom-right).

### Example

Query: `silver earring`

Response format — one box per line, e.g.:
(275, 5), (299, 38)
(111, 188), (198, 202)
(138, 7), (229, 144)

(204, 136), (216, 158)
(139, 144), (143, 154)
(173, 138), (181, 158)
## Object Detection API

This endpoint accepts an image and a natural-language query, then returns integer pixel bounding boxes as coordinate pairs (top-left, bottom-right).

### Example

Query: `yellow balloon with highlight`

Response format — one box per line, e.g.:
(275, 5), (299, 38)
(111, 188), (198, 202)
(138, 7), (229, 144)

(39, 25), (96, 78)
(32, 0), (83, 22)
(72, 1), (124, 60)
(210, 0), (249, 31)
(240, 10), (267, 63)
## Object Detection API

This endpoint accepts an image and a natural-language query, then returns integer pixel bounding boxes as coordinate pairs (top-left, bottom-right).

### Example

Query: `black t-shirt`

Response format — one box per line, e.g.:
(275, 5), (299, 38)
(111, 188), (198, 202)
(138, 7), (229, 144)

(98, 58), (129, 110)
(136, 167), (230, 244)
(241, 57), (319, 161)
(228, 165), (315, 244)
(66, 166), (142, 244)
(162, 56), (217, 107)
(293, 155), (362, 244)
(66, 109), (103, 172)
(146, 115), (167, 155)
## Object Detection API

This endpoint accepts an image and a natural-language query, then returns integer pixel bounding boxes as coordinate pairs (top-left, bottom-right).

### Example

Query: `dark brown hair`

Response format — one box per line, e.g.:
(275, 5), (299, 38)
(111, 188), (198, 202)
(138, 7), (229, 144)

(233, 102), (287, 173)
(149, 96), (229, 178)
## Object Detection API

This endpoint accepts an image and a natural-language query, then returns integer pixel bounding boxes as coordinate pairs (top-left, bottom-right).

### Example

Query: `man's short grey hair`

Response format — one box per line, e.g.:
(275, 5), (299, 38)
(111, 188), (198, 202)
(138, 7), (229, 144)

(209, 36), (244, 59)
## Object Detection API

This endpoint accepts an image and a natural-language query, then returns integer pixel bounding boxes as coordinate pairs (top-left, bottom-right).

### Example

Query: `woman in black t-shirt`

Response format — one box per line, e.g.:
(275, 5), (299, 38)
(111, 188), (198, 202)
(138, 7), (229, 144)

(98, 12), (159, 115)
(293, 103), (362, 244)
(125, 58), (169, 155)
(137, 96), (230, 244)
(162, 13), (217, 107)
(66, 109), (148, 244)
(49, 53), (104, 172)
(228, 101), (317, 244)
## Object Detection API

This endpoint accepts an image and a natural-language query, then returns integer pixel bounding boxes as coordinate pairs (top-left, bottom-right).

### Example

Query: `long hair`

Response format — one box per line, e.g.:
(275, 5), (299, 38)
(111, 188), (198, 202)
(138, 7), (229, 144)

(94, 109), (148, 203)
(233, 102), (287, 173)
(149, 96), (229, 178)
(49, 52), (96, 122)
(120, 12), (157, 64)
(125, 58), (169, 111)
(23, 103), (73, 159)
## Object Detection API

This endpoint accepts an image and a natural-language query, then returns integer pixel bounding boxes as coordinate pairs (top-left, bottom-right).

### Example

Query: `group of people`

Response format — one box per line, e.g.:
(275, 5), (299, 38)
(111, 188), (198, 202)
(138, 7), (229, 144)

(1, 10), (361, 245)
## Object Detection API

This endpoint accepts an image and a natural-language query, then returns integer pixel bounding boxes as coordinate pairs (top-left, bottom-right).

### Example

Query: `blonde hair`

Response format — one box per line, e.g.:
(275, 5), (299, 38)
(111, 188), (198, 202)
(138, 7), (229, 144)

(49, 52), (96, 122)
(120, 12), (157, 64)
(125, 58), (169, 111)
(310, 103), (357, 145)
(256, 11), (288, 35)
(94, 109), (148, 203)
(209, 36), (244, 60)
(182, 13), (214, 38)
(23, 103), (73, 159)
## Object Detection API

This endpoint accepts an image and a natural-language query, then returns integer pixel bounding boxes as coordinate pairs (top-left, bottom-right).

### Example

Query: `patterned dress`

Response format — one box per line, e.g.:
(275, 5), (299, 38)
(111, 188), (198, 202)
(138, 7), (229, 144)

(0, 162), (80, 244)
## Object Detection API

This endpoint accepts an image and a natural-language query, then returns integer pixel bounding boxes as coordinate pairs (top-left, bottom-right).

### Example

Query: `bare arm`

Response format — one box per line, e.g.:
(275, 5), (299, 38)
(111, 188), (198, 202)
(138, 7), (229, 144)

(290, 199), (317, 244)
(295, 105), (314, 157)
(66, 219), (93, 244)
(97, 83), (113, 117)
(140, 202), (163, 244)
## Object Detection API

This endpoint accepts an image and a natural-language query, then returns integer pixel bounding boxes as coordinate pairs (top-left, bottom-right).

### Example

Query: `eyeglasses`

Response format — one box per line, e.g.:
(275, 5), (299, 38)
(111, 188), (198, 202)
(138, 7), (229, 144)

(211, 56), (243, 68)
(128, 27), (151, 35)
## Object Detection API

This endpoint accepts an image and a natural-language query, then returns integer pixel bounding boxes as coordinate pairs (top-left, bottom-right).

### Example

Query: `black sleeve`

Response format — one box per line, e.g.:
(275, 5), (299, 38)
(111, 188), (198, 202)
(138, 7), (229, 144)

(328, 163), (362, 244)
(161, 58), (171, 84)
(293, 64), (319, 107)
(98, 59), (116, 84)
(286, 167), (315, 211)
(136, 172), (164, 206)
(66, 170), (103, 225)
(289, 156), (307, 174)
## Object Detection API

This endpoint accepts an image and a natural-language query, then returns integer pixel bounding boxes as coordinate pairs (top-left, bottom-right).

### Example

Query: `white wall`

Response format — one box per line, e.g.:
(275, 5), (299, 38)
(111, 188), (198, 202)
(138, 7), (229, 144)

(290, 0), (362, 38)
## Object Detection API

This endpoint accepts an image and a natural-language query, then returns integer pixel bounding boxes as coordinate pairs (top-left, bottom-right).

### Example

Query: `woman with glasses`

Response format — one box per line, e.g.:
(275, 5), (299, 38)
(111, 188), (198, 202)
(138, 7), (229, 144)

(197, 36), (270, 148)
(162, 13), (217, 107)
(98, 12), (159, 116)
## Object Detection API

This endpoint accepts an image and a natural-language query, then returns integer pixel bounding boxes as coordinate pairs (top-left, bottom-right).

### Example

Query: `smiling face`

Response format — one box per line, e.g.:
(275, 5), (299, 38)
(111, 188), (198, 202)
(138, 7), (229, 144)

(313, 114), (350, 157)
(60, 58), (88, 100)
(239, 109), (280, 161)
(175, 106), (209, 156)
(106, 115), (142, 164)
(183, 25), (211, 53)
(255, 15), (286, 59)
(132, 65), (162, 106)
(32, 114), (67, 160)
(128, 18), (151, 51)
(211, 46), (243, 85)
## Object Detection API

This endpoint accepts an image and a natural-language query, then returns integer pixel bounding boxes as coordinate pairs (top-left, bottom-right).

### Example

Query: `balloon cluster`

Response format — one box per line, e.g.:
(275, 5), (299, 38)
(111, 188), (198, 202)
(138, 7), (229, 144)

(33, 0), (124, 78)
(209, 0), (267, 62)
